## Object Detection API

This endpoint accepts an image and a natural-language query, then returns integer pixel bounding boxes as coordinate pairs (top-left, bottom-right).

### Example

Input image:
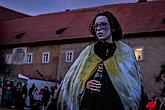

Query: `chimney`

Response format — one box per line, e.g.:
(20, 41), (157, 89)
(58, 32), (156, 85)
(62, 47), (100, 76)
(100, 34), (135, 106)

(138, 0), (147, 2)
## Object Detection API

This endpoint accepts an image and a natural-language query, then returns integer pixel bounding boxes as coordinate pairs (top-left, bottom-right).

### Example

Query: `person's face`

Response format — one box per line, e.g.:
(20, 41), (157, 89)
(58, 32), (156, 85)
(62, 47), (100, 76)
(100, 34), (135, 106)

(161, 74), (165, 82)
(94, 16), (112, 43)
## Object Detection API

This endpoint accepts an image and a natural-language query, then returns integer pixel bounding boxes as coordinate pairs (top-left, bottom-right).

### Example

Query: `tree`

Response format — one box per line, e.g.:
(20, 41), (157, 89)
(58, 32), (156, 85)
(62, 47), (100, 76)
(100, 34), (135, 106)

(0, 49), (8, 74)
(0, 48), (13, 84)
(0, 48), (15, 106)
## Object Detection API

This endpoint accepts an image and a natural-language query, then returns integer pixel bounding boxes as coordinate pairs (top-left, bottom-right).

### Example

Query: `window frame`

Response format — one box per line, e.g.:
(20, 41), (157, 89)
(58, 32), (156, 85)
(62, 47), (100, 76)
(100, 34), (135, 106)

(65, 50), (74, 62)
(134, 47), (144, 61)
(26, 53), (33, 64)
(42, 52), (50, 64)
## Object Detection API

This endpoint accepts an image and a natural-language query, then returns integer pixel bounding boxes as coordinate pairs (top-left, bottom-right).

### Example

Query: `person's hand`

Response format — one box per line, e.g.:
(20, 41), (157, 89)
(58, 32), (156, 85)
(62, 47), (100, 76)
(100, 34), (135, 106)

(86, 80), (102, 92)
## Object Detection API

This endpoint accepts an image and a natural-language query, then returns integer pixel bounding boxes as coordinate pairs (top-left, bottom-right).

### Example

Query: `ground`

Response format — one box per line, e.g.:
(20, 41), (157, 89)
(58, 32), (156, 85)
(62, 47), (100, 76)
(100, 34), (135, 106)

(0, 107), (19, 110)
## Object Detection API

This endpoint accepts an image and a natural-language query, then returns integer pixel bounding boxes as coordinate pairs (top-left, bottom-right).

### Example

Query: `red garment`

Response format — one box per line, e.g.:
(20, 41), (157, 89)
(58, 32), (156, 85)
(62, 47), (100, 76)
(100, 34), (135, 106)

(146, 100), (157, 110)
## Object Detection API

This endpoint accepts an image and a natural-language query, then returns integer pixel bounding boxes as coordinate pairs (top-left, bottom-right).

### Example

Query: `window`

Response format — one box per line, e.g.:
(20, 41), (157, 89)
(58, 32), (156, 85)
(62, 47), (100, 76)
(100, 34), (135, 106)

(66, 50), (74, 62)
(26, 53), (33, 64)
(5, 54), (12, 64)
(134, 47), (144, 61)
(42, 52), (50, 64)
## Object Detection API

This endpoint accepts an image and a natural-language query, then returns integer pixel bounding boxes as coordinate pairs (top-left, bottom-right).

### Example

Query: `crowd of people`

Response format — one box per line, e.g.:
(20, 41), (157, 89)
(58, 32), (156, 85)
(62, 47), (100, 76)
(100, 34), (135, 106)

(1, 80), (58, 110)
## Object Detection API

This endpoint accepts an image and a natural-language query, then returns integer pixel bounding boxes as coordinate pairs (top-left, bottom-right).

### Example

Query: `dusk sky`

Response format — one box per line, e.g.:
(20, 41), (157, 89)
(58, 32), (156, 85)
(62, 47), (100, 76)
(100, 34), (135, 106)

(0, 0), (138, 16)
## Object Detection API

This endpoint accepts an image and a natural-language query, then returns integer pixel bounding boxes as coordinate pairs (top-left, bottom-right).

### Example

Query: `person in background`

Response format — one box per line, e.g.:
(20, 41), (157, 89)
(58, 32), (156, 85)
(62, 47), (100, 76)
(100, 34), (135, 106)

(156, 65), (165, 98)
(22, 82), (28, 109)
(41, 86), (50, 109)
(55, 11), (144, 110)
(15, 81), (26, 109)
(28, 83), (36, 108)
(46, 85), (59, 110)
(3, 81), (14, 107)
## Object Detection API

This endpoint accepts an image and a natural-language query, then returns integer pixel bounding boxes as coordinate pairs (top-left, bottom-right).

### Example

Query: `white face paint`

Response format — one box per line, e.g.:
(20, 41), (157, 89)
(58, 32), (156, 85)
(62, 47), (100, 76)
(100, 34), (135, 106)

(94, 16), (112, 43)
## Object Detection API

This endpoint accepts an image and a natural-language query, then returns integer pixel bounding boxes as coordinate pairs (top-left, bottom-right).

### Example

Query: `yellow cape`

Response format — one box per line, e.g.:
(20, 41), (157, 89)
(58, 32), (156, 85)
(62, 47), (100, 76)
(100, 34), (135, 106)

(57, 41), (143, 110)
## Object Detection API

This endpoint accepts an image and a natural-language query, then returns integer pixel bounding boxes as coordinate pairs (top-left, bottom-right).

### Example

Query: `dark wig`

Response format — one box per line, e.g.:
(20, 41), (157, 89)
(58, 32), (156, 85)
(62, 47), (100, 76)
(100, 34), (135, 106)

(89, 11), (123, 42)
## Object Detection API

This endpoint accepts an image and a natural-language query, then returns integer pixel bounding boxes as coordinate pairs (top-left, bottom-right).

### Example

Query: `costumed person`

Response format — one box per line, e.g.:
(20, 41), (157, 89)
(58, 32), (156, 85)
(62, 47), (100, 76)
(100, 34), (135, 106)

(56, 11), (144, 110)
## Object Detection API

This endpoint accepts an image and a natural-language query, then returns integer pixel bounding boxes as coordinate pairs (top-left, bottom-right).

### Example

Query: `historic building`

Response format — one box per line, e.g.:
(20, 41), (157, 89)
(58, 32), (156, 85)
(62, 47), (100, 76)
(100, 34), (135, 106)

(0, 1), (165, 96)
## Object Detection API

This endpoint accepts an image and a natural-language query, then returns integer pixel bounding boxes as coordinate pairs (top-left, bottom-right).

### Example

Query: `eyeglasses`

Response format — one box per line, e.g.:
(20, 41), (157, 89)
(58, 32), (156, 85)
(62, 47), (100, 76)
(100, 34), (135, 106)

(93, 22), (109, 30)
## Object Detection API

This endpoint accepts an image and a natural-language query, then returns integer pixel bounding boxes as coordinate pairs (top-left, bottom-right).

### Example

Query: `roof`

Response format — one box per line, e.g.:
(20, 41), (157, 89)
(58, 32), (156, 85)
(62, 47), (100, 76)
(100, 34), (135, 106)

(0, 1), (165, 46)
(0, 6), (30, 22)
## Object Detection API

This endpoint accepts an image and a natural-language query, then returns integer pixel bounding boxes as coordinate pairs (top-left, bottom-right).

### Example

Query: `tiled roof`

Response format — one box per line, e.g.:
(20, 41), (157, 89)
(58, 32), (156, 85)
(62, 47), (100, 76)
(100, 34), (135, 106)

(0, 1), (165, 45)
(0, 6), (30, 22)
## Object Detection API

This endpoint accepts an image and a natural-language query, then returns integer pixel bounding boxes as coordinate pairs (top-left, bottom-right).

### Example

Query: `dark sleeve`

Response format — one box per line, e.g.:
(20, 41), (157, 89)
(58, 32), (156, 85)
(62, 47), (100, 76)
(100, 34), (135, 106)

(46, 97), (57, 110)
(139, 86), (149, 110)
(46, 88), (60, 110)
